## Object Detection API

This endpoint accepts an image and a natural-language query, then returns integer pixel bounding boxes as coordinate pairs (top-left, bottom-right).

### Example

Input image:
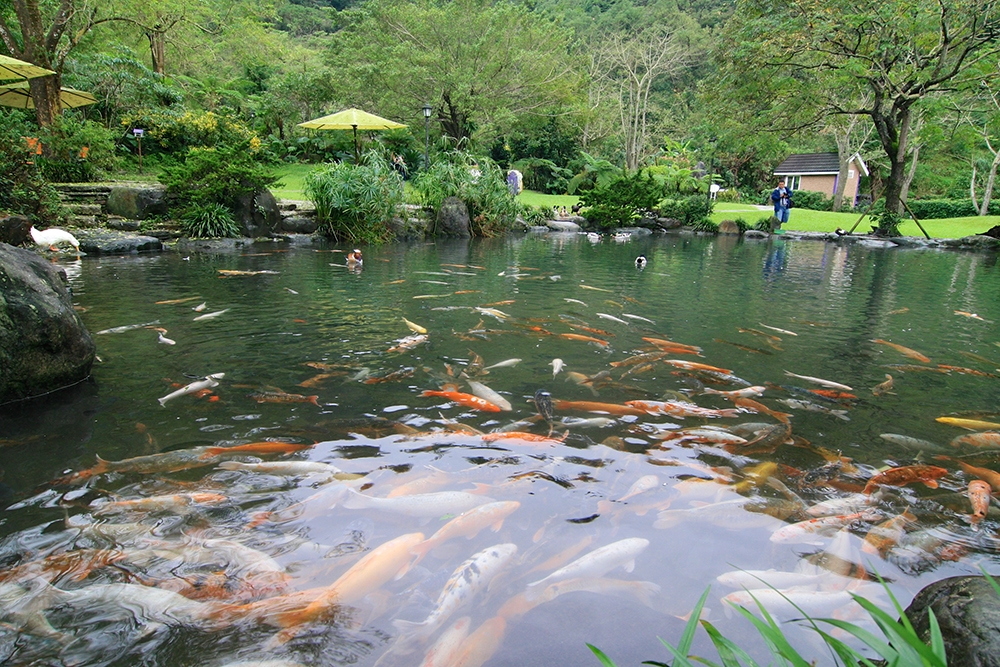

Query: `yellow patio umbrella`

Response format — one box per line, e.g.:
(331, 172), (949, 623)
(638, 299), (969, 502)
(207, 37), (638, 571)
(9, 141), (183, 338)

(0, 54), (56, 81)
(298, 108), (407, 163)
(0, 80), (96, 109)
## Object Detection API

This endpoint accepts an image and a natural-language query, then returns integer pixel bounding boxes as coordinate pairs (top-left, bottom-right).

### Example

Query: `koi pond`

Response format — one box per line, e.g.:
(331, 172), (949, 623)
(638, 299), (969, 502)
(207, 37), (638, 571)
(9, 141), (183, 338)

(2, 232), (1000, 667)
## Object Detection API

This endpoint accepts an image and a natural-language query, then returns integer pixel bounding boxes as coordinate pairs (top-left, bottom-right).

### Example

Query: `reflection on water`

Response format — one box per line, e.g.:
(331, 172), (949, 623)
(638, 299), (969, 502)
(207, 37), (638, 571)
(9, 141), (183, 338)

(2, 234), (1000, 667)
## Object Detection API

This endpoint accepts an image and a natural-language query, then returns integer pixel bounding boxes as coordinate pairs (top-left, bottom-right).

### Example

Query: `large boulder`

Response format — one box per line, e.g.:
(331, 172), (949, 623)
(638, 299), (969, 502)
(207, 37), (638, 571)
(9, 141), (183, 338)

(106, 186), (168, 220)
(904, 576), (1000, 667)
(234, 188), (282, 237)
(0, 243), (96, 404)
(76, 230), (164, 255)
(435, 197), (471, 238)
(0, 215), (31, 246)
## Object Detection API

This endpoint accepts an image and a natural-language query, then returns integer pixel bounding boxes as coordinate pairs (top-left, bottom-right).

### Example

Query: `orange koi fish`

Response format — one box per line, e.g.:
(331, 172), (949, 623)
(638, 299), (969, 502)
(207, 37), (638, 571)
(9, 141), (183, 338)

(808, 389), (858, 400)
(480, 432), (567, 445)
(421, 389), (502, 412)
(453, 290), (482, 294)
(642, 338), (703, 353)
(951, 431), (1000, 448)
(661, 359), (732, 374)
(558, 333), (609, 346)
(249, 390), (319, 405)
(955, 311), (988, 321)
(862, 509), (917, 557)
(200, 442), (313, 459)
(968, 480), (992, 523)
(863, 464), (948, 495)
(551, 399), (649, 416)
(872, 339), (930, 363)
(732, 397), (792, 423)
(610, 352), (667, 367)
(482, 300), (516, 306)
(934, 456), (1000, 491)
(566, 323), (615, 337)
(936, 365), (1000, 378)
(625, 400), (740, 419)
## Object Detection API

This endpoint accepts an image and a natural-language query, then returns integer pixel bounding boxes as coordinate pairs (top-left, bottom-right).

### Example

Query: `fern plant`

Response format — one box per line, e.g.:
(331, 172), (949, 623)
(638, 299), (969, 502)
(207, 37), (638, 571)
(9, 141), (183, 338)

(180, 202), (240, 238)
(305, 151), (403, 244)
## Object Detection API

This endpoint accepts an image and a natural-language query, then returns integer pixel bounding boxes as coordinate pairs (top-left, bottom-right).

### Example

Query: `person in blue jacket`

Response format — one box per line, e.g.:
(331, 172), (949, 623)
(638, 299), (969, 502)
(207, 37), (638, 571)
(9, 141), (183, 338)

(771, 179), (792, 231)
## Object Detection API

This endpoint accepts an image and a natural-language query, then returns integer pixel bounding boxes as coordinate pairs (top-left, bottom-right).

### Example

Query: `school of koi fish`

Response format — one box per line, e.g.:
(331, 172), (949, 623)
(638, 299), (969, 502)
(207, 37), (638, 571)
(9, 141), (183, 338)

(3, 248), (1000, 667)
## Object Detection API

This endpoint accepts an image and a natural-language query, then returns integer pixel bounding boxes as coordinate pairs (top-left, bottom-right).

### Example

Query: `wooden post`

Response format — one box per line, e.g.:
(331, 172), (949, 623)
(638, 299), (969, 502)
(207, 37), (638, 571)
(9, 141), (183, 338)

(900, 198), (931, 239)
(848, 188), (884, 234)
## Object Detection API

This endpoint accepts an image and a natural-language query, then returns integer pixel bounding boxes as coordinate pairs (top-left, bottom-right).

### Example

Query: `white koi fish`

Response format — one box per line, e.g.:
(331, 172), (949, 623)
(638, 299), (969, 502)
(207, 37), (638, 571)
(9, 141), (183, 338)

(539, 577), (661, 609)
(564, 298), (588, 306)
(551, 358), (565, 377)
(723, 587), (856, 620)
(525, 537), (649, 598)
(95, 320), (160, 334)
(465, 380), (513, 411)
(483, 358), (522, 371)
(341, 488), (493, 518)
(157, 373), (224, 406)
(783, 370), (852, 391)
(622, 314), (655, 324)
(418, 616), (472, 667)
(217, 460), (341, 476)
(596, 312), (629, 325)
(394, 543), (518, 641)
(193, 308), (230, 321)
(193, 302), (208, 311)
(715, 568), (842, 590)
(157, 332), (176, 345)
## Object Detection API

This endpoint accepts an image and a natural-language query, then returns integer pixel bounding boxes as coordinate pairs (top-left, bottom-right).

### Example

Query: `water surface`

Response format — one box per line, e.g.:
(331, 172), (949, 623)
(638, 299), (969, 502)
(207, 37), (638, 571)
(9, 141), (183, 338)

(2, 233), (1000, 667)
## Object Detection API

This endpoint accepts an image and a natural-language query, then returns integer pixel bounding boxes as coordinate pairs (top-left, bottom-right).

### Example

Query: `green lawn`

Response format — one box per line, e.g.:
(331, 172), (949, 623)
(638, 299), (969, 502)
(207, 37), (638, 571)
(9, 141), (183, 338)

(516, 191), (581, 208)
(272, 163), (315, 200)
(711, 202), (1000, 238)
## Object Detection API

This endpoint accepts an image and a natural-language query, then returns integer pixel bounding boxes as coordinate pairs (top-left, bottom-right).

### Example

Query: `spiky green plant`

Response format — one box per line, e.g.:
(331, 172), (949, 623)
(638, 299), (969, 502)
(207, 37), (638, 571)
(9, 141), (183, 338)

(588, 577), (952, 667)
(305, 151), (403, 244)
(179, 202), (241, 238)
(413, 151), (520, 237)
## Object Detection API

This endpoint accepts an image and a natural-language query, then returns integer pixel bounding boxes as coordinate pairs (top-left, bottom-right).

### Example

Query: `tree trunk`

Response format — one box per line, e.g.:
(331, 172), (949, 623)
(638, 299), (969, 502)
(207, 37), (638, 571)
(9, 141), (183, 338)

(28, 75), (63, 130)
(147, 30), (166, 75)
(870, 99), (912, 221)
(979, 150), (1000, 215)
(833, 134), (850, 212)
(971, 162), (979, 213)
(899, 143), (920, 207)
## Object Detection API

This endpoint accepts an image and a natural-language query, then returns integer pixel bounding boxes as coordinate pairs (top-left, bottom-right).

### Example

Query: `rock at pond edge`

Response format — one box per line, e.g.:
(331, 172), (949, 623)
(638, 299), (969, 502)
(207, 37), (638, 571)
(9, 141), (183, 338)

(903, 575), (1000, 667)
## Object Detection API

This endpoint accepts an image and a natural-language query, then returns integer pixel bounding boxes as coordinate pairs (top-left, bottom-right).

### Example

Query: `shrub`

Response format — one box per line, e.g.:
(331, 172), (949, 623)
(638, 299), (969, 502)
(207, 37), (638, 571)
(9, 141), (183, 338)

(657, 194), (714, 226)
(791, 189), (833, 211)
(121, 108), (260, 157)
(754, 215), (776, 231)
(413, 152), (520, 237)
(34, 115), (117, 183)
(512, 157), (571, 194)
(521, 206), (549, 227)
(180, 202), (241, 238)
(0, 111), (66, 224)
(306, 152), (403, 244)
(580, 171), (668, 230)
(159, 141), (278, 211)
(716, 188), (742, 202)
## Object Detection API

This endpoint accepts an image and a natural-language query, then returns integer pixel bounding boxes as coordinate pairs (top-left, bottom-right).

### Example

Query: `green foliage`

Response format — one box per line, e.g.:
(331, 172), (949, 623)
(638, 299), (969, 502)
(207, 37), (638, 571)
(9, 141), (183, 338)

(35, 115), (117, 183)
(716, 188), (742, 202)
(159, 141), (278, 211)
(567, 151), (625, 195)
(692, 218), (719, 233)
(413, 152), (520, 237)
(511, 157), (573, 195)
(64, 46), (183, 129)
(521, 206), (550, 226)
(873, 209), (903, 237)
(305, 152), (404, 244)
(0, 111), (65, 224)
(754, 215), (776, 231)
(180, 202), (241, 238)
(588, 579), (950, 667)
(657, 194), (715, 225)
(579, 171), (668, 230)
(791, 190), (834, 211)
(121, 108), (261, 157)
(905, 199), (1000, 219)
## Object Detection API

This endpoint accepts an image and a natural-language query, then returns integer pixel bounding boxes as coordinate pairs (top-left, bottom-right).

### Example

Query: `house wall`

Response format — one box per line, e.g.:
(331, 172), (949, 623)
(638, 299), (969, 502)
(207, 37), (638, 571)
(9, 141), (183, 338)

(797, 175), (834, 197)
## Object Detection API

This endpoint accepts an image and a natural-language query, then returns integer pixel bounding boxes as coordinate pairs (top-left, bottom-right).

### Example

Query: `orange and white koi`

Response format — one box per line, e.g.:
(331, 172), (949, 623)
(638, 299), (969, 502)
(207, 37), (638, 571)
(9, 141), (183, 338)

(551, 399), (649, 416)
(421, 389), (501, 412)
(951, 431), (1000, 448)
(863, 464), (949, 495)
(91, 492), (227, 515)
(861, 509), (916, 557)
(732, 397), (792, 423)
(969, 480), (992, 524)
(642, 337), (703, 353)
(770, 510), (880, 545)
(702, 386), (766, 399)
(955, 311), (988, 321)
(480, 431), (566, 445)
(388, 334), (429, 352)
(558, 333), (609, 346)
(662, 359), (731, 374)
(625, 400), (740, 419)
(199, 442), (313, 459)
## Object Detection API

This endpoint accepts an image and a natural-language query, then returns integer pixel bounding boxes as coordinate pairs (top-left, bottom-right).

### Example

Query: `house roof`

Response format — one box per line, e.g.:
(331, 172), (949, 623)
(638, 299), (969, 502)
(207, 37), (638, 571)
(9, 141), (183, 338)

(774, 152), (869, 177)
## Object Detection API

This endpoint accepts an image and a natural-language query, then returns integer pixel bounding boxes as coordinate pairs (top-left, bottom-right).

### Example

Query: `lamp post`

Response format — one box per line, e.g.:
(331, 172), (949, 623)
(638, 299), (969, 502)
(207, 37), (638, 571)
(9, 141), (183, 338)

(422, 103), (432, 172)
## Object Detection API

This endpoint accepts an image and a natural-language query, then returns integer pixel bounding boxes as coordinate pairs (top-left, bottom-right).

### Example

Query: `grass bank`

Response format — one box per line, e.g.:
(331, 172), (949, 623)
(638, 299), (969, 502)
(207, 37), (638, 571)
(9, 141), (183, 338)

(712, 203), (1000, 239)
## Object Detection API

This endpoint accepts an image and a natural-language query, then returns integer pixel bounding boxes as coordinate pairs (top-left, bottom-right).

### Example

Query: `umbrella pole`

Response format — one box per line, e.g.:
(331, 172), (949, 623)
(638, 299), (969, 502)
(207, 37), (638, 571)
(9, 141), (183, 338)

(353, 126), (359, 164)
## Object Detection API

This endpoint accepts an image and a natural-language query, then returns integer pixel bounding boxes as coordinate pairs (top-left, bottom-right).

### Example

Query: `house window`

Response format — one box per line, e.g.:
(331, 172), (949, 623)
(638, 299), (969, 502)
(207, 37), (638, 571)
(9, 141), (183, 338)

(848, 169), (855, 179)
(787, 176), (800, 190)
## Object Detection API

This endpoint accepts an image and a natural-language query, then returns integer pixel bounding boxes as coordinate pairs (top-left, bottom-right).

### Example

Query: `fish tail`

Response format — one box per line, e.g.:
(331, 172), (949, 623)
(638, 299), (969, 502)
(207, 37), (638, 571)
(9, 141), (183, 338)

(391, 618), (431, 638)
(420, 390), (440, 398)
(309, 396), (320, 406)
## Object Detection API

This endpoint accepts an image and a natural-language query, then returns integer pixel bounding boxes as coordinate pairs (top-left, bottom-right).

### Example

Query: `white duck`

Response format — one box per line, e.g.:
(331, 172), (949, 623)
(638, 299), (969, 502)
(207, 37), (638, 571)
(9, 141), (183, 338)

(30, 226), (80, 253)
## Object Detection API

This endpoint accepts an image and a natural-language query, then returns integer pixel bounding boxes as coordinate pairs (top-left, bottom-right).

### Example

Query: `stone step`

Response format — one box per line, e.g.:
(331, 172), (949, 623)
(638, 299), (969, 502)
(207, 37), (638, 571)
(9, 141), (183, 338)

(66, 203), (103, 216)
(52, 183), (113, 194)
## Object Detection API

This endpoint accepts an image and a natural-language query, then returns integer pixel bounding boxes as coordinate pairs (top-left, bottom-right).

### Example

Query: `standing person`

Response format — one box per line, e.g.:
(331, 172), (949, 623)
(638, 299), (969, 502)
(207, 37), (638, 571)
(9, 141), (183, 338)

(771, 179), (793, 232)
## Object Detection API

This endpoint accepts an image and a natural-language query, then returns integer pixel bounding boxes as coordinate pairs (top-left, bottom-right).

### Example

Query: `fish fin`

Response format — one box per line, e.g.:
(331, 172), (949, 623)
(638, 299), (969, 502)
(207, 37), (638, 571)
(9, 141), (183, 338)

(922, 480), (939, 488)
(442, 383), (460, 392)
(622, 559), (636, 573)
(467, 482), (494, 495)
(490, 517), (506, 532)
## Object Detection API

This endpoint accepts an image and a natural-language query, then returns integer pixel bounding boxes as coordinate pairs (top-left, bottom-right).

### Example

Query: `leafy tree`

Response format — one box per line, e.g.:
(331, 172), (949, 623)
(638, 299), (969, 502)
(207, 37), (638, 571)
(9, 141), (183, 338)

(716, 0), (1000, 233)
(326, 0), (581, 145)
